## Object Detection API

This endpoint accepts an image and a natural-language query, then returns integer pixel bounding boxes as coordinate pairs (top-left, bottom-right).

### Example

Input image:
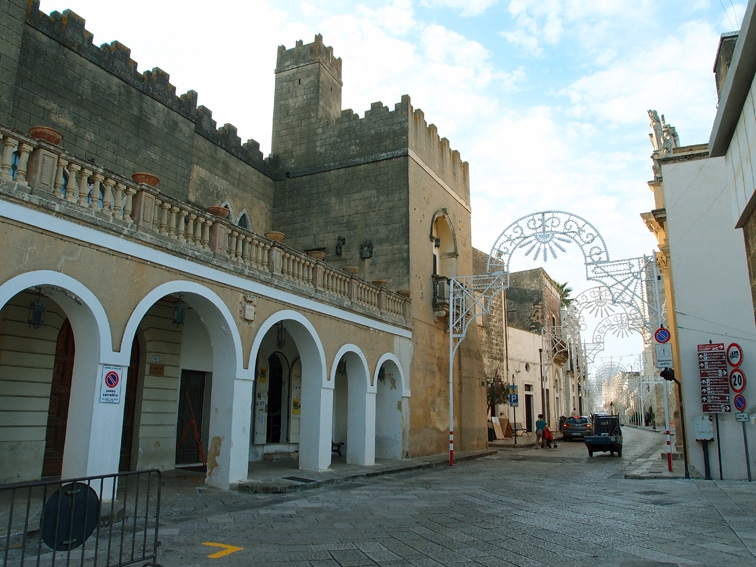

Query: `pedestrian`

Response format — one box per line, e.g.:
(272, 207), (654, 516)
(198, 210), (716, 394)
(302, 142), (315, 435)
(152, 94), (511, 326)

(644, 410), (650, 427)
(535, 414), (546, 448)
(571, 407), (579, 417)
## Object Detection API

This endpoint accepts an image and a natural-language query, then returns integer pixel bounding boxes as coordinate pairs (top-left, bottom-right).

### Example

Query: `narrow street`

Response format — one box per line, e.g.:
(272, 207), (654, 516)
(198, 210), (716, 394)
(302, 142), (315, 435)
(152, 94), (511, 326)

(156, 427), (756, 566)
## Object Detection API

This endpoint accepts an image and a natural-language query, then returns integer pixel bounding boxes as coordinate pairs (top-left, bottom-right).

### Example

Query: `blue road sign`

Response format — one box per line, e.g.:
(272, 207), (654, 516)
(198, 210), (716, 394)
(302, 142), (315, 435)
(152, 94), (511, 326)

(509, 394), (519, 407)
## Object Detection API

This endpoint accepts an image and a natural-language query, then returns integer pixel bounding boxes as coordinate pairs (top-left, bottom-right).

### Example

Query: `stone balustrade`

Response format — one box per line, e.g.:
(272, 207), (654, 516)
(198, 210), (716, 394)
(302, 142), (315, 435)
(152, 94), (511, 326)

(0, 125), (411, 325)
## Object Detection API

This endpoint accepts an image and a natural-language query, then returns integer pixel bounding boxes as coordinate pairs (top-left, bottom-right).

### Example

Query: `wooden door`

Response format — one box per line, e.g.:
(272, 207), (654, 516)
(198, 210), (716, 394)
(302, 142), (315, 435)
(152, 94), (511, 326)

(43, 320), (74, 477)
(119, 338), (140, 471)
(175, 371), (205, 464)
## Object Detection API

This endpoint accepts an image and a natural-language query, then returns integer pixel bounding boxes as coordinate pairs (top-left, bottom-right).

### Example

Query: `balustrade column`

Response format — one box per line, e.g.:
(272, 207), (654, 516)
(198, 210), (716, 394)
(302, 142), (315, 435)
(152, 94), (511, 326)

(177, 209), (188, 243)
(66, 163), (80, 203)
(77, 168), (91, 207)
(1, 136), (16, 180)
(159, 201), (170, 235)
(90, 172), (104, 210)
(53, 157), (68, 199)
(201, 218), (210, 249)
(168, 205), (179, 238)
(102, 178), (115, 215)
(229, 231), (239, 260)
(186, 214), (196, 245)
(123, 186), (135, 222)
(15, 143), (33, 185)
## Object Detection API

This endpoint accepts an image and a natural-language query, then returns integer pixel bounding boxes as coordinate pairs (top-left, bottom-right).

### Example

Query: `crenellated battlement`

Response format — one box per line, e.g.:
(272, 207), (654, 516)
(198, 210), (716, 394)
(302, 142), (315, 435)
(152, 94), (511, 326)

(276, 34), (342, 83)
(25, 0), (273, 174)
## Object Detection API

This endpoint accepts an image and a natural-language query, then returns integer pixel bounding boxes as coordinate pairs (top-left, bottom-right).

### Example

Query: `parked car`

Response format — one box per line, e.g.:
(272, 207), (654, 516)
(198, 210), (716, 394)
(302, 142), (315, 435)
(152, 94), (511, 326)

(561, 416), (592, 440)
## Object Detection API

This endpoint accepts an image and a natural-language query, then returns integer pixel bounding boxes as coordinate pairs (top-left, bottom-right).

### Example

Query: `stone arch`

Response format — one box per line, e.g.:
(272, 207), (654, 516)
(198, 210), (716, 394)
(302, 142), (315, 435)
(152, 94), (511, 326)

(250, 310), (329, 471)
(430, 209), (459, 278)
(374, 353), (408, 460)
(0, 271), (115, 481)
(332, 345), (372, 465)
(123, 281), (248, 487)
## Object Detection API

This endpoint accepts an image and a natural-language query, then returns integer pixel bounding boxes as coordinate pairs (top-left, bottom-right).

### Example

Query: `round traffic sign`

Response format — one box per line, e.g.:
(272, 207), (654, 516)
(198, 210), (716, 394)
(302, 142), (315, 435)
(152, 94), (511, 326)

(654, 327), (670, 344)
(727, 343), (744, 367)
(733, 393), (747, 412)
(104, 371), (119, 388)
(730, 368), (746, 393)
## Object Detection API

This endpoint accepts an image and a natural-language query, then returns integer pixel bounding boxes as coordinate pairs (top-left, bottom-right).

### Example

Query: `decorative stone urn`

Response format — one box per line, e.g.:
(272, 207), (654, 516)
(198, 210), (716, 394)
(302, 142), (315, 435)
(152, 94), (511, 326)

(307, 250), (326, 261)
(397, 290), (411, 298)
(343, 266), (359, 275)
(132, 172), (160, 187)
(29, 126), (63, 145)
(207, 205), (230, 218)
(264, 231), (285, 242)
(372, 279), (388, 287)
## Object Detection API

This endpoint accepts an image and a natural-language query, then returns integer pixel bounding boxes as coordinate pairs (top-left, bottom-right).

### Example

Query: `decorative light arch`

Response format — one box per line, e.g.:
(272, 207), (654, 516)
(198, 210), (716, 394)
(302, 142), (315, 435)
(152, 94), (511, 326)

(447, 210), (664, 465)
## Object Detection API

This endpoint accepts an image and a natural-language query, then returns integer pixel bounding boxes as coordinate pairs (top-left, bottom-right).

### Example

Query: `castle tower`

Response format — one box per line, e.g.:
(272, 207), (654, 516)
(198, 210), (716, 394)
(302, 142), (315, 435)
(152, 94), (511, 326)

(272, 34), (343, 168)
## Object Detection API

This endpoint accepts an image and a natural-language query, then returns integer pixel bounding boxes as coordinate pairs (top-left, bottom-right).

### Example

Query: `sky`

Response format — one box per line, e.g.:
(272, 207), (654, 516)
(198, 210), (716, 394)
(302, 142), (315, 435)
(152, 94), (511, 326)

(38, 0), (747, 372)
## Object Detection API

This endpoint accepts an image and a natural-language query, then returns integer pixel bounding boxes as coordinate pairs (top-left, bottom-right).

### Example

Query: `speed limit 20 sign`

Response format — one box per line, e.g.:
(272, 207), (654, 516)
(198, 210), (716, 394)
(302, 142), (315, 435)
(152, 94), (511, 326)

(730, 368), (746, 393)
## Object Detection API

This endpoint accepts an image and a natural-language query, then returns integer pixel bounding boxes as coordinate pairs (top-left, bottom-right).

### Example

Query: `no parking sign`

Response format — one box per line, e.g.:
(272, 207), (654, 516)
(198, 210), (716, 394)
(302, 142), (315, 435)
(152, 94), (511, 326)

(99, 365), (123, 404)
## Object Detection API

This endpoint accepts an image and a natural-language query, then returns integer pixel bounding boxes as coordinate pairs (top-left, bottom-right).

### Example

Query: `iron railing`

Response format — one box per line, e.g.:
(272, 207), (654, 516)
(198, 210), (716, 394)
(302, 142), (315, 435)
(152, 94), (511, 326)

(1, 469), (161, 567)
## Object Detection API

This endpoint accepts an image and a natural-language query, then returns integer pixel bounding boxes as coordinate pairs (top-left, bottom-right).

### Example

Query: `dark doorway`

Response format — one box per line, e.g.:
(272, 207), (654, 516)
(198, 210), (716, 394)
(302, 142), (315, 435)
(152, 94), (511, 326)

(43, 319), (74, 477)
(176, 370), (205, 465)
(267, 355), (283, 443)
(525, 394), (534, 433)
(119, 337), (140, 471)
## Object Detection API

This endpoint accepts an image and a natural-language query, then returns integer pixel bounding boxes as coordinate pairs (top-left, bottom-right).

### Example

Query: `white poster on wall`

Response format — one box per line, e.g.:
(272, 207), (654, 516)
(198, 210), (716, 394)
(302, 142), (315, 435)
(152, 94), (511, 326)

(99, 365), (123, 404)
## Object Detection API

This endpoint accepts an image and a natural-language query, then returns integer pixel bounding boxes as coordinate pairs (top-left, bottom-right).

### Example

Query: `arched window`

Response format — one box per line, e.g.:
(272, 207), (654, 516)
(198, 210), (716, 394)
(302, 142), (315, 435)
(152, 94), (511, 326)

(238, 213), (249, 230)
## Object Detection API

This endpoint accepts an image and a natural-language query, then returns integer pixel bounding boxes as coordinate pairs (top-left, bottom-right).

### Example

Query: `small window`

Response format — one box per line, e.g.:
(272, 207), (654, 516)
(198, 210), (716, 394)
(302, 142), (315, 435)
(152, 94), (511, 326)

(238, 213), (249, 230)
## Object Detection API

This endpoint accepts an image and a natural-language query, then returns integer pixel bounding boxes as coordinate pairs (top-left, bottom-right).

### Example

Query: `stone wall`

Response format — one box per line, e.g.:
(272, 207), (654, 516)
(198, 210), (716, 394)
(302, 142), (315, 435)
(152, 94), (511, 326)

(5, 2), (275, 208)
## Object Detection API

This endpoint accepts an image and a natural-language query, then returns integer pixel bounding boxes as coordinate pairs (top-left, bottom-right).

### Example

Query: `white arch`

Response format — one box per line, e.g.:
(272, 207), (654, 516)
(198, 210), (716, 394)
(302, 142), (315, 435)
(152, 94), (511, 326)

(332, 345), (373, 465)
(0, 270), (114, 361)
(0, 271), (123, 480)
(121, 280), (247, 377)
(375, 352), (410, 398)
(487, 210), (610, 277)
(251, 310), (330, 471)
(374, 353), (408, 460)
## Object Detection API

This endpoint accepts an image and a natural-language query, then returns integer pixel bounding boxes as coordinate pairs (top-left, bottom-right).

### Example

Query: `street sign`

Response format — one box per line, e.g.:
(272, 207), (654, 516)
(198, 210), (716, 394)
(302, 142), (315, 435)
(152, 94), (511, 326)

(703, 403), (731, 413)
(735, 412), (750, 422)
(726, 343), (744, 367)
(99, 365), (123, 404)
(733, 394), (747, 412)
(654, 327), (670, 344)
(698, 344), (729, 413)
(699, 369), (727, 378)
(730, 368), (746, 393)
(509, 394), (519, 407)
(655, 344), (673, 368)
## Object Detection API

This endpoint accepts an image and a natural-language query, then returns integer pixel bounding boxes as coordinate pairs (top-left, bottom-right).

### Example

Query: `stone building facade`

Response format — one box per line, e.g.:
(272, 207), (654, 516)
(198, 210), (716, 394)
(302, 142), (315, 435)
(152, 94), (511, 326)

(0, 1), (486, 487)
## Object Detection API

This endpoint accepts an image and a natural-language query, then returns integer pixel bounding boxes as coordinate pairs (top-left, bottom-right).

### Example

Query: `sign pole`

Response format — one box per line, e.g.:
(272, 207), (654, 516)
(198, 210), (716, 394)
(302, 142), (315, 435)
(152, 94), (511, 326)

(743, 421), (752, 482)
(663, 381), (672, 472)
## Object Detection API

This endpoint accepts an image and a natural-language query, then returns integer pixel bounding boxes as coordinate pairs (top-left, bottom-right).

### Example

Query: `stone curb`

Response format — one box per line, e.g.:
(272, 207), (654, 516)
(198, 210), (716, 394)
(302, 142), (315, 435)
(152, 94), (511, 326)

(232, 450), (499, 494)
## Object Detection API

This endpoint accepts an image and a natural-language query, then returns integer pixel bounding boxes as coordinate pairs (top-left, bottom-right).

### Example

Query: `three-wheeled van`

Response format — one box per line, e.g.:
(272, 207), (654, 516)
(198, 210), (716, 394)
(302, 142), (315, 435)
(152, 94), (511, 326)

(584, 414), (623, 457)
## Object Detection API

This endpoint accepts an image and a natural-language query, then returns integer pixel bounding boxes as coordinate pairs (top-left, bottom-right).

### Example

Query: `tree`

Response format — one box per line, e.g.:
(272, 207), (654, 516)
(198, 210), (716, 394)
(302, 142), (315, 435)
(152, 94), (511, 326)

(555, 281), (573, 308)
(487, 373), (509, 418)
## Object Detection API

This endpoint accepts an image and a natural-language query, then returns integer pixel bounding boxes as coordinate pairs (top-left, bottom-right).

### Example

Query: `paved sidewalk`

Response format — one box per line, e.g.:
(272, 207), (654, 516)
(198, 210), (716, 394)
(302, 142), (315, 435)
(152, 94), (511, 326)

(202, 424), (686, 496)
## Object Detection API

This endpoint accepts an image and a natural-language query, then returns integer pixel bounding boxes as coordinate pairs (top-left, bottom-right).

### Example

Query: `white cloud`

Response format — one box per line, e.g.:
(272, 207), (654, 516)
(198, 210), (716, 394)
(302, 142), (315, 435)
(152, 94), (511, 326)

(419, 0), (500, 17)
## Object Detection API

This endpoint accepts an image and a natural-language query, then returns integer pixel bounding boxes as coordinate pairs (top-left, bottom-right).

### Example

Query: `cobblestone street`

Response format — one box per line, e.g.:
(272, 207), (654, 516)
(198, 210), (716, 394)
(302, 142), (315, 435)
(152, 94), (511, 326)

(156, 427), (756, 567)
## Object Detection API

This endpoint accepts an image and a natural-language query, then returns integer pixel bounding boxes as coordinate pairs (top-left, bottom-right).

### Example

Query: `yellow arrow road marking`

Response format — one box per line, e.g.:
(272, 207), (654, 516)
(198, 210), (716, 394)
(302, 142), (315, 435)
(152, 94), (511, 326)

(202, 542), (244, 558)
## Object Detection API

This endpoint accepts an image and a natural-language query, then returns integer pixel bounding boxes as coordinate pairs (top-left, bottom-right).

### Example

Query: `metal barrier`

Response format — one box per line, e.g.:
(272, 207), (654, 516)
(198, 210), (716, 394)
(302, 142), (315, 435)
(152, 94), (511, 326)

(1, 469), (161, 567)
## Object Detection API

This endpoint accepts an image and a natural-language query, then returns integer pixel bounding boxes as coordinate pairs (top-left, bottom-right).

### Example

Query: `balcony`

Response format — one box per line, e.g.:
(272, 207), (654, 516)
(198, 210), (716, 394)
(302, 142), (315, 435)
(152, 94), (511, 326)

(0, 125), (410, 326)
(432, 274), (449, 320)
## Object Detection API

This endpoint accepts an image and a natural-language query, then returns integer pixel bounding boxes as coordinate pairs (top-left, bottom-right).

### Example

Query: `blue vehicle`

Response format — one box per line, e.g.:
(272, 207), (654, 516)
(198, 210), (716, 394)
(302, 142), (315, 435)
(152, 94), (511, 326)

(584, 414), (623, 457)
